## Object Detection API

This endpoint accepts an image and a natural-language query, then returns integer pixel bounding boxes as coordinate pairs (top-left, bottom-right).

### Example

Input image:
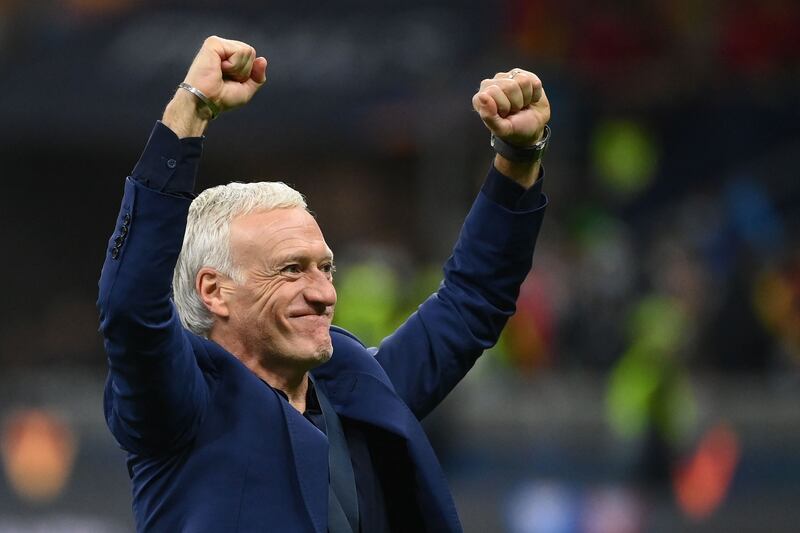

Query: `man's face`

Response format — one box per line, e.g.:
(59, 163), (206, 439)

(224, 207), (337, 369)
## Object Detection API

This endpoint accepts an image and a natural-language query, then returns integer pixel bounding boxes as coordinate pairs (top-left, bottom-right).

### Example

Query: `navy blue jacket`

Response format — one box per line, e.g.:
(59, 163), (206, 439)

(98, 124), (547, 532)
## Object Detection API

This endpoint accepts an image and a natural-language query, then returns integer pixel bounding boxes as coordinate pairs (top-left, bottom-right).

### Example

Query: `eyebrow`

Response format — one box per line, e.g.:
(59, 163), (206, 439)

(274, 252), (334, 265)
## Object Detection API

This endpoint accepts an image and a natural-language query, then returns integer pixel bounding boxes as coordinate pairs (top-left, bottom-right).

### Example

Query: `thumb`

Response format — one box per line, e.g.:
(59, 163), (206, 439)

(250, 56), (268, 84)
(238, 57), (267, 100)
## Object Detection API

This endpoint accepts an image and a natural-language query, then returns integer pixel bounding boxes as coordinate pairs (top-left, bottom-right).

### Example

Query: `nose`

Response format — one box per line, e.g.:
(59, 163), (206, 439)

(303, 271), (337, 312)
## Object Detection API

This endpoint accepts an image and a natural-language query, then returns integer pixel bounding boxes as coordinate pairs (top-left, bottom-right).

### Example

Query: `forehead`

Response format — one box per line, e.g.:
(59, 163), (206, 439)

(229, 207), (330, 263)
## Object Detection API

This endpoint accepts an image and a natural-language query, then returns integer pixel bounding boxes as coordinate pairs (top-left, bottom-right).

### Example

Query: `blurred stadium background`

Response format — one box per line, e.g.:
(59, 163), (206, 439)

(1, 0), (799, 531)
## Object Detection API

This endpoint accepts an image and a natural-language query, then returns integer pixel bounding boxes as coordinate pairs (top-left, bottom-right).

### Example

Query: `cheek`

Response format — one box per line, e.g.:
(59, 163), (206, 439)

(229, 281), (280, 325)
(254, 285), (299, 324)
(254, 299), (284, 330)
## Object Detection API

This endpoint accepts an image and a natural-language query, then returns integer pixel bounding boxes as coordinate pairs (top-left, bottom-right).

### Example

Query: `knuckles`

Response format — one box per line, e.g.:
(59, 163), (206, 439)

(201, 36), (259, 59)
(204, 35), (222, 47)
(478, 70), (547, 111)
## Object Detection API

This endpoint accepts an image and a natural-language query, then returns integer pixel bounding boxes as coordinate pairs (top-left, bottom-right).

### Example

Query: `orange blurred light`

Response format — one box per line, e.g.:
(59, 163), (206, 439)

(1, 409), (77, 503)
(672, 423), (740, 521)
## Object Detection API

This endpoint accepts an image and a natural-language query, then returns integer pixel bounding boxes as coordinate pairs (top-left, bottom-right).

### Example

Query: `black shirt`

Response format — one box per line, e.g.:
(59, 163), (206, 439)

(301, 380), (393, 532)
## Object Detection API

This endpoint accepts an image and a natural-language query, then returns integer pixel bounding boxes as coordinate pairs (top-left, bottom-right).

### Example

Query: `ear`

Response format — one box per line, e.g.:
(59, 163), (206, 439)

(196, 267), (231, 319)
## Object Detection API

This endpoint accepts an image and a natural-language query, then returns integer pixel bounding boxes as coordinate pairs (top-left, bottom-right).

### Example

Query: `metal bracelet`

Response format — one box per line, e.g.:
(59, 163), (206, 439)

(178, 82), (220, 120)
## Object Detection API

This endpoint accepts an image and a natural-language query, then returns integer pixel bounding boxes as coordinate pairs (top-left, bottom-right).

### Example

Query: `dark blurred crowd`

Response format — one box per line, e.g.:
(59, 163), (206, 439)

(335, 0), (800, 377)
(0, 1), (797, 530)
(0, 0), (797, 379)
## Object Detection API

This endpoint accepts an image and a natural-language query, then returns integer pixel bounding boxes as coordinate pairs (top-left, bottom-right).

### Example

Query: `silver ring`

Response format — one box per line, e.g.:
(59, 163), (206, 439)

(509, 69), (520, 79)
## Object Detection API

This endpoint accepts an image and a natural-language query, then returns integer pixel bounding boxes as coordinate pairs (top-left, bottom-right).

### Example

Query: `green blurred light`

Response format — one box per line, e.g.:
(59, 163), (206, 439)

(333, 261), (399, 347)
(607, 295), (697, 444)
(592, 119), (659, 197)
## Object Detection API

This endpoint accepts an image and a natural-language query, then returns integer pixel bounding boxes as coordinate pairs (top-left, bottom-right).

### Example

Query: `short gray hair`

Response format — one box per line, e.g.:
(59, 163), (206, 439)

(173, 181), (307, 336)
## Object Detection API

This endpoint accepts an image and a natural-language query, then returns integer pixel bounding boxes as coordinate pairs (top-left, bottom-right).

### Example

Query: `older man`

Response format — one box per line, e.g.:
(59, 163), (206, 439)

(98, 36), (550, 532)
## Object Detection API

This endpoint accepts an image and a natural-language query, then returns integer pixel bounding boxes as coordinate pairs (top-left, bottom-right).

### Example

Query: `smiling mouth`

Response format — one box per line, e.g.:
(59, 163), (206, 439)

(289, 314), (332, 322)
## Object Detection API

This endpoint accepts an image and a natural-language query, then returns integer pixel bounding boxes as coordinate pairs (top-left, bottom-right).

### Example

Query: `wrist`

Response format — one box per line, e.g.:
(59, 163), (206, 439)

(489, 125), (549, 189)
(490, 125), (550, 164)
(493, 155), (541, 189)
(161, 90), (211, 138)
(512, 126), (546, 147)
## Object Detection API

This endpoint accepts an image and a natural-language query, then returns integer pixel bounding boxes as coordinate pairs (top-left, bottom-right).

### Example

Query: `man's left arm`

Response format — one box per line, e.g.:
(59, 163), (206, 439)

(373, 69), (551, 419)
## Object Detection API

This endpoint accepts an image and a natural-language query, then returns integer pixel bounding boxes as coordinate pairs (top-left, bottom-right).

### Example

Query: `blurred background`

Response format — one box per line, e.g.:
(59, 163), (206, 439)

(1, 0), (799, 531)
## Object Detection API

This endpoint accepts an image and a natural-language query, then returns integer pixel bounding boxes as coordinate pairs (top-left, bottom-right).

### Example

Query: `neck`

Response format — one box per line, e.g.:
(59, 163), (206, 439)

(256, 366), (309, 413)
(210, 330), (309, 413)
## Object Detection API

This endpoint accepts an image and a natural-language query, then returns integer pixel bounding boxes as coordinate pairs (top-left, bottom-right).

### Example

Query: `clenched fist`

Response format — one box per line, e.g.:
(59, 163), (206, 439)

(184, 36), (268, 115)
(163, 36), (268, 137)
(472, 69), (550, 146)
(472, 69), (551, 186)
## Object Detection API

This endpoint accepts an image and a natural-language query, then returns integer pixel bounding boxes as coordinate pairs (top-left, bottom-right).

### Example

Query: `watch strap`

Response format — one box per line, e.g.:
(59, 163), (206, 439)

(490, 124), (551, 163)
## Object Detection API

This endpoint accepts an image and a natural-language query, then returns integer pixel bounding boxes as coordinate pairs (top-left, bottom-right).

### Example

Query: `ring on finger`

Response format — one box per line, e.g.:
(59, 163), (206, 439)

(509, 69), (521, 79)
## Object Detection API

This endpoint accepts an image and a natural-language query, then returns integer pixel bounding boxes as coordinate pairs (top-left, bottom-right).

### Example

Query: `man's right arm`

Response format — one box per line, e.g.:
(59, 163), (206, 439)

(97, 37), (267, 455)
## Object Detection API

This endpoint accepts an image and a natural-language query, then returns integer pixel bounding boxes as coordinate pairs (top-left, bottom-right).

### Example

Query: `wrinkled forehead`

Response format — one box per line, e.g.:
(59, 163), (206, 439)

(229, 207), (332, 265)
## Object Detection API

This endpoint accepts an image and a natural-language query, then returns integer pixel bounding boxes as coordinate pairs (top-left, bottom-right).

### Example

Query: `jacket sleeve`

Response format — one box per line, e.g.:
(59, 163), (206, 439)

(373, 166), (547, 419)
(97, 123), (210, 455)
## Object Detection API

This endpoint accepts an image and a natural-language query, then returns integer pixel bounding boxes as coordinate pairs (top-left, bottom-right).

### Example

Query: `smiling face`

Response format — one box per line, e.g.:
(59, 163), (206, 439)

(223, 207), (337, 371)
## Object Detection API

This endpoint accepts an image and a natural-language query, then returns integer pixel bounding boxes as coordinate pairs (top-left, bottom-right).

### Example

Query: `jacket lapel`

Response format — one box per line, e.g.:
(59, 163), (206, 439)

(277, 396), (329, 533)
(315, 372), (463, 533)
(318, 372), (409, 435)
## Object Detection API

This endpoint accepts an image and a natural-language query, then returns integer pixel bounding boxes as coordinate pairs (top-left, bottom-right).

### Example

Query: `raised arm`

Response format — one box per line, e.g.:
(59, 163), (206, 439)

(374, 69), (551, 419)
(97, 37), (267, 454)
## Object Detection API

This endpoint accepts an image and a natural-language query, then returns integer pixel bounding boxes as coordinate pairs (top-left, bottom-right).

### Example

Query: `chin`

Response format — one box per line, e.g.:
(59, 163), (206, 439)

(314, 347), (333, 364)
(296, 339), (332, 368)
(313, 339), (334, 361)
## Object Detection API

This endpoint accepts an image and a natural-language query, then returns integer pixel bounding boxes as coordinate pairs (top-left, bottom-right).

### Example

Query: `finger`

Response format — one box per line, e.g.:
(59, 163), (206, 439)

(225, 52), (254, 82)
(491, 70), (522, 83)
(512, 70), (542, 105)
(536, 85), (550, 119)
(241, 49), (256, 80)
(217, 38), (254, 60)
(486, 69), (543, 107)
(204, 35), (247, 68)
(220, 44), (256, 81)
(480, 75), (509, 91)
(500, 78), (525, 113)
(472, 92), (510, 136)
(484, 84), (512, 118)
(517, 71), (543, 104)
(480, 73), (516, 91)
(483, 77), (527, 113)
(223, 56), (253, 82)
(521, 74), (543, 104)
(240, 57), (268, 99)
(516, 75), (534, 108)
(472, 92), (494, 115)
(532, 81), (544, 105)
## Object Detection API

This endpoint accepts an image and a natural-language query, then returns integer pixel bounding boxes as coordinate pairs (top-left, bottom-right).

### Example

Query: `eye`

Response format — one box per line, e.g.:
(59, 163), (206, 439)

(321, 263), (337, 275)
(281, 264), (302, 275)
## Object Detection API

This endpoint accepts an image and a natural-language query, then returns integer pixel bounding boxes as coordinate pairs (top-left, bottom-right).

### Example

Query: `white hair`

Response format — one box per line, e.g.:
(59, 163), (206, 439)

(173, 181), (307, 336)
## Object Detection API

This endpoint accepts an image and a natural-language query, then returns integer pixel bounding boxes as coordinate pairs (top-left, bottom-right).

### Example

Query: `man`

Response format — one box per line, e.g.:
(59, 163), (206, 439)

(98, 36), (550, 532)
